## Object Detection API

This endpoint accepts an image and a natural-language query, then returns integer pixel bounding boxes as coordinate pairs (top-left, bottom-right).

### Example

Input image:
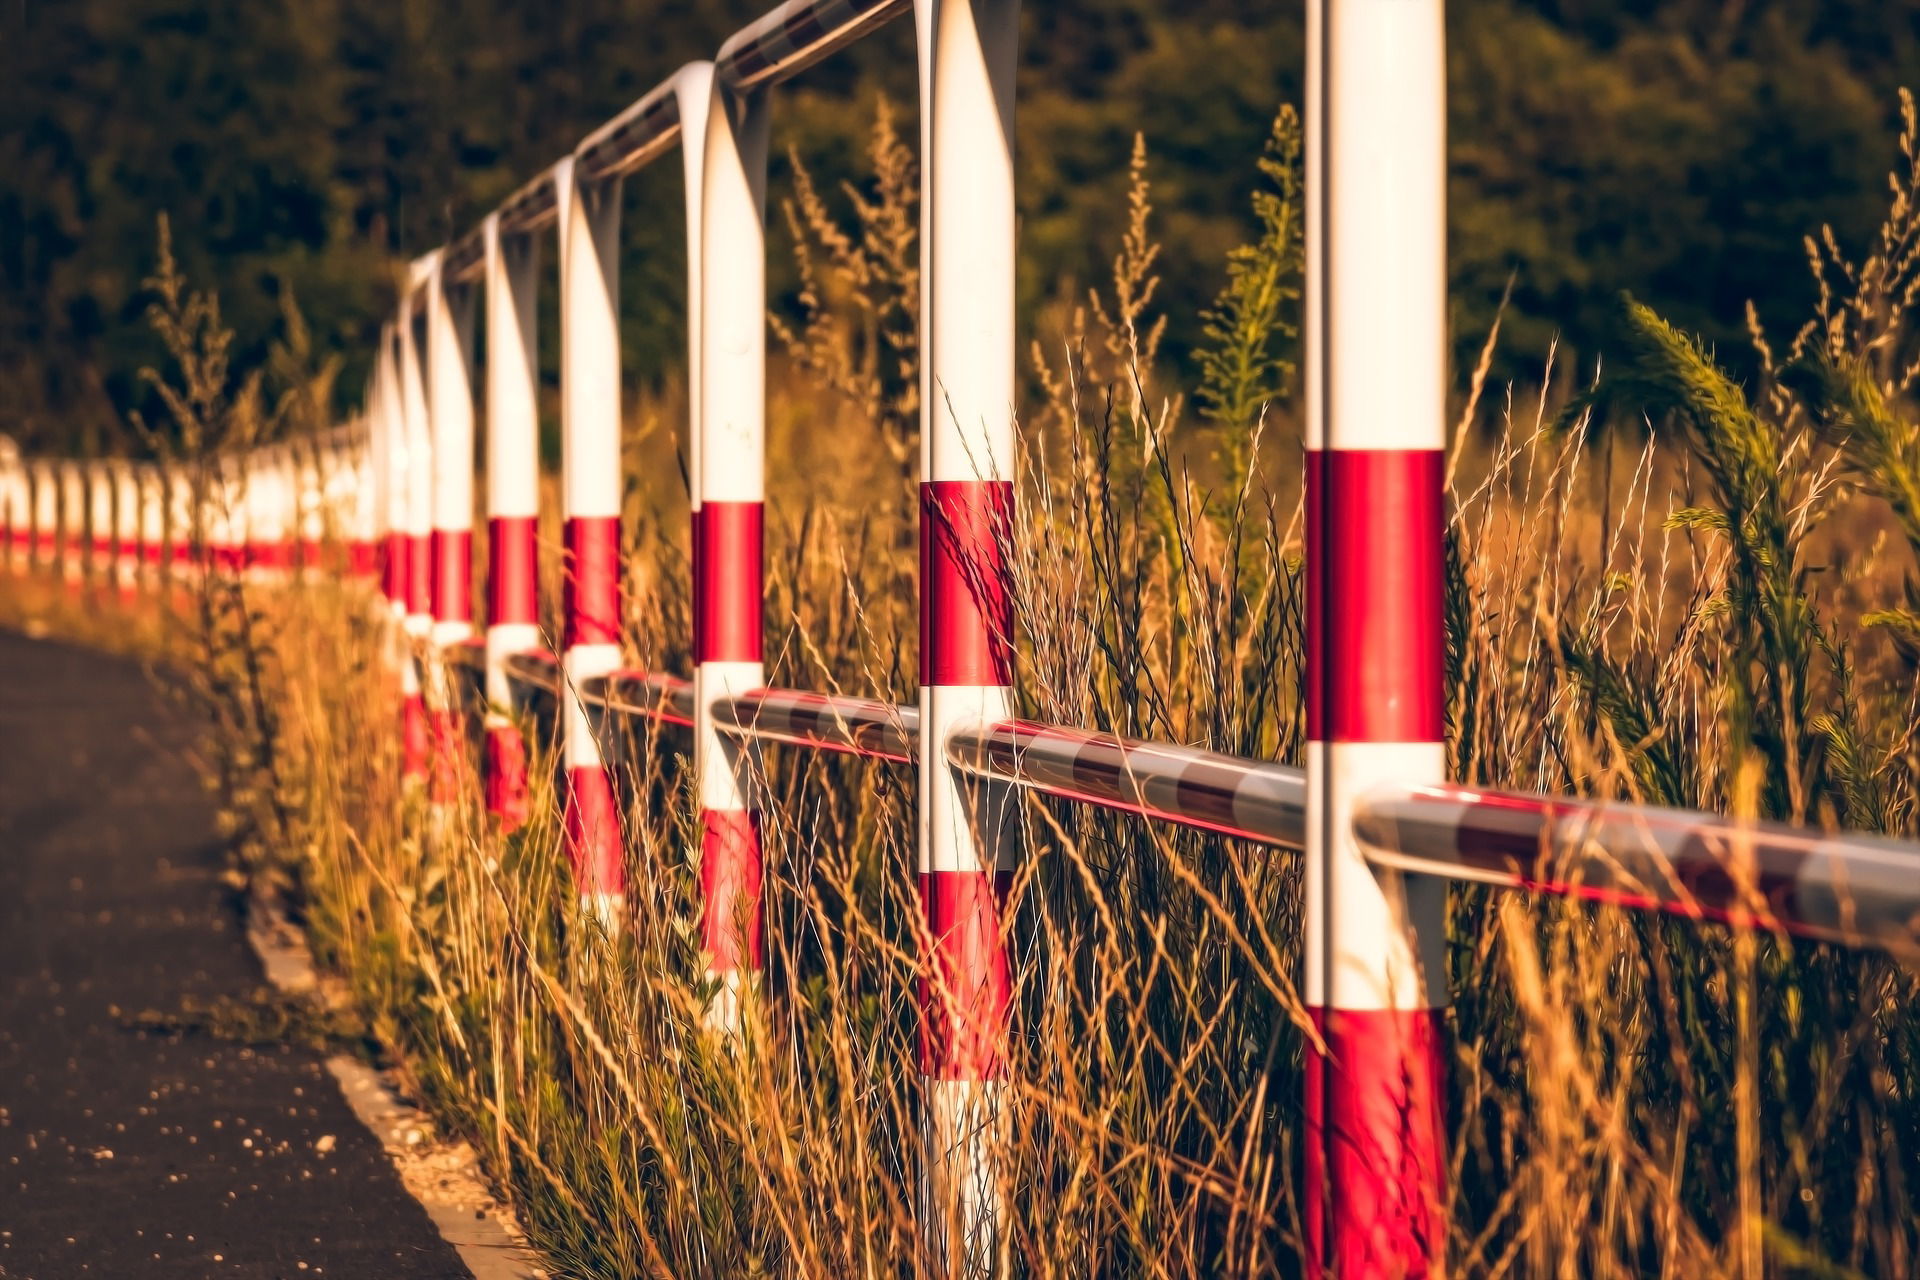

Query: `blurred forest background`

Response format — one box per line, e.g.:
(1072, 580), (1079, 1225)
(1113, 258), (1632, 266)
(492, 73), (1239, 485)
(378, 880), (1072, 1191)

(2, 0), (1917, 449)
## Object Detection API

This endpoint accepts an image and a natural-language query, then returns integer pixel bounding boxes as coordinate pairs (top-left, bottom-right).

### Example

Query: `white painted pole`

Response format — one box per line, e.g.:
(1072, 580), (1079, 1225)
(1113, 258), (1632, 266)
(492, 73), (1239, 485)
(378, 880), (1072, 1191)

(31, 460), (58, 571)
(1303, 2), (1451, 1275)
(481, 209), (543, 829)
(112, 459), (140, 595)
(558, 154), (627, 924)
(0, 441), (21, 572)
(398, 287), (436, 780)
(427, 252), (478, 650)
(914, 0), (1021, 1272)
(685, 63), (772, 1035)
(425, 253), (480, 805)
(375, 331), (412, 619)
(59, 460), (86, 584)
(399, 284), (436, 640)
(138, 462), (165, 586)
(1, 447), (25, 572)
(87, 459), (115, 584)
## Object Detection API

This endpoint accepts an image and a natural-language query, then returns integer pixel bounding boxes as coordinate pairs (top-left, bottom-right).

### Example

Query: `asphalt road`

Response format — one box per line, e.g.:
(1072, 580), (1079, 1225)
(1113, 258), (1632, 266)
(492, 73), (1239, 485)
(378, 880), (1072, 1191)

(0, 629), (468, 1279)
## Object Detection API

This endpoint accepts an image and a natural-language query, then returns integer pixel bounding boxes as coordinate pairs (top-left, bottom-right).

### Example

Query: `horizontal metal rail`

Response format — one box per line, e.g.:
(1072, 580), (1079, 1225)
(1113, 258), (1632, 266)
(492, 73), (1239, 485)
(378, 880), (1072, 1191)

(582, 669), (697, 727)
(541, 670), (1920, 956)
(1354, 783), (1920, 956)
(443, 168), (563, 283)
(717, 687), (917, 763)
(501, 649), (561, 697)
(948, 719), (1307, 849)
(716, 0), (911, 92)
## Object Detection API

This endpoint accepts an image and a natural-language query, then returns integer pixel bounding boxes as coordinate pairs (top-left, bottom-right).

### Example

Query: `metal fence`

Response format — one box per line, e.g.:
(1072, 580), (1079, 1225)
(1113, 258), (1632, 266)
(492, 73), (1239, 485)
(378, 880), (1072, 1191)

(6, 1), (1920, 1276)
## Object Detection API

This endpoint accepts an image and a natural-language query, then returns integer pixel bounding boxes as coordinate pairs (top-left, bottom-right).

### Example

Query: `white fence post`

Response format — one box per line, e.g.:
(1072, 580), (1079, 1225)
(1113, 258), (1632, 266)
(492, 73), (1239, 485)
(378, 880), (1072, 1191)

(32, 460), (57, 570)
(426, 251), (479, 803)
(138, 462), (165, 587)
(398, 284), (436, 778)
(915, 0), (1022, 1271)
(686, 63), (771, 1036)
(112, 460), (140, 596)
(558, 153), (627, 925)
(1304, 1), (1451, 1275)
(482, 208), (544, 829)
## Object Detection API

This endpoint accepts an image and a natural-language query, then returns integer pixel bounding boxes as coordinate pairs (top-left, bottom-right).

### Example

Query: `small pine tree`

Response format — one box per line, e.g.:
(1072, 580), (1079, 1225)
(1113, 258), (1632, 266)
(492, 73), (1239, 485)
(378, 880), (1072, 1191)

(1196, 105), (1305, 448)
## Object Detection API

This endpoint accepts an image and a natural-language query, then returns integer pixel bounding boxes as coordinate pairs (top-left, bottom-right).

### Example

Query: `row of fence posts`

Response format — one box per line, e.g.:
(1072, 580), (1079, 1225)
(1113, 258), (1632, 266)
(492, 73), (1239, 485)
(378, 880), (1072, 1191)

(0, 439), (375, 593)
(1, 0), (1452, 1273)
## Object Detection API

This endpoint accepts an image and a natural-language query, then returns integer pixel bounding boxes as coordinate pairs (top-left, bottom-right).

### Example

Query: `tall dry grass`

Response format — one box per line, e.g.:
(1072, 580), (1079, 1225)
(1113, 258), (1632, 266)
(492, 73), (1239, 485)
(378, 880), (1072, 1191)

(14, 96), (1920, 1279)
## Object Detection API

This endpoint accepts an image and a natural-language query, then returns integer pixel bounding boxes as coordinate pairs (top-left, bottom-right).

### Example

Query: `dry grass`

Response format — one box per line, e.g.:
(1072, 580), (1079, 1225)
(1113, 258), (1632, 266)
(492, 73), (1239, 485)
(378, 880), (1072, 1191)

(12, 98), (1920, 1279)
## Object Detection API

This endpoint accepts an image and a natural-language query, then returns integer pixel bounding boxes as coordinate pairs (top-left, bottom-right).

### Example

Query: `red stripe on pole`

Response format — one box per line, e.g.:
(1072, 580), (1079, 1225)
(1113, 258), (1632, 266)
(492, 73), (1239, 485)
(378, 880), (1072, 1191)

(693, 501), (764, 664)
(916, 869), (1013, 1081)
(430, 528), (473, 623)
(407, 532), (431, 615)
(1305, 449), (1446, 743)
(563, 764), (625, 898)
(429, 707), (466, 803)
(402, 691), (429, 780)
(484, 724), (529, 831)
(920, 480), (1014, 688)
(384, 531), (409, 602)
(350, 539), (380, 579)
(562, 516), (622, 648)
(487, 516), (539, 626)
(1304, 1005), (1447, 1278)
(699, 808), (764, 971)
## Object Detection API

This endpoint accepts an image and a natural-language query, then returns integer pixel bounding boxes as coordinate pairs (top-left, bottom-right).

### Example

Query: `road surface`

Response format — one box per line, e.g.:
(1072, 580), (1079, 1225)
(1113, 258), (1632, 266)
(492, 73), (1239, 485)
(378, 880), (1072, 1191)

(0, 629), (469, 1278)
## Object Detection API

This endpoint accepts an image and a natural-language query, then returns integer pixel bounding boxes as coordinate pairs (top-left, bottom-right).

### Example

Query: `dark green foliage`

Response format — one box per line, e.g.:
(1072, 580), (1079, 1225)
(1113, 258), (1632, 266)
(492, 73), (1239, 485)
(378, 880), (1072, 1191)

(1195, 104), (1303, 435)
(2, 1), (1915, 447)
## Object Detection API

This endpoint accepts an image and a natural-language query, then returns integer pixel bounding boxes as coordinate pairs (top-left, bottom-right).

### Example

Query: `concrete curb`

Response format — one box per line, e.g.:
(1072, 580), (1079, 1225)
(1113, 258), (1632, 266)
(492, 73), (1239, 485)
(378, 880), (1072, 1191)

(244, 899), (546, 1280)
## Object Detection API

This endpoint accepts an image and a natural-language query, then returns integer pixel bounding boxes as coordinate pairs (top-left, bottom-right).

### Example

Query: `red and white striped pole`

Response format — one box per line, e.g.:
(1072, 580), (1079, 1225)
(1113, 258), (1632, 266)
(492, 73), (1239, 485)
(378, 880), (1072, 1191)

(87, 460), (115, 585)
(58, 461), (86, 586)
(346, 422), (381, 581)
(112, 460), (140, 599)
(1, 445), (24, 572)
(558, 153), (627, 926)
(31, 460), (57, 571)
(426, 251), (479, 801)
(138, 462), (165, 588)
(166, 463), (193, 580)
(688, 64), (771, 1033)
(481, 208), (542, 830)
(295, 437), (325, 579)
(375, 326), (411, 620)
(399, 284), (436, 781)
(1303, 2), (1450, 1275)
(915, 0), (1020, 1269)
